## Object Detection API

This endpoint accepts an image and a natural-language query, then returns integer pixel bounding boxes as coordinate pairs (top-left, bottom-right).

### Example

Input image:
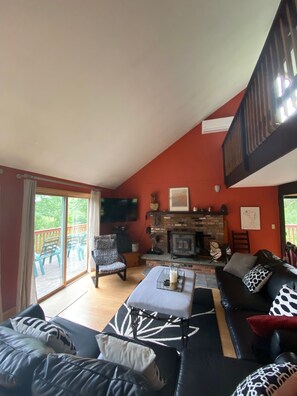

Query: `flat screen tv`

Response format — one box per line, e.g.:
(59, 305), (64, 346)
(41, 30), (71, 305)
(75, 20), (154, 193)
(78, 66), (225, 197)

(101, 198), (138, 223)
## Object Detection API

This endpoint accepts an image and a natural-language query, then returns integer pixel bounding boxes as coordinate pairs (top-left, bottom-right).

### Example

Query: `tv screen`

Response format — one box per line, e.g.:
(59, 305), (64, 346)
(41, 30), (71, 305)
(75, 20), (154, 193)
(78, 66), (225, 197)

(101, 198), (138, 223)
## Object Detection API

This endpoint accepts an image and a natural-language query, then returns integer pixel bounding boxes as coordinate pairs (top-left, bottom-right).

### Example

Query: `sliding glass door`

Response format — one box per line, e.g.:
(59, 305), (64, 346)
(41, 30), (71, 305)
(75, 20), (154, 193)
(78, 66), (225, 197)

(34, 190), (89, 300)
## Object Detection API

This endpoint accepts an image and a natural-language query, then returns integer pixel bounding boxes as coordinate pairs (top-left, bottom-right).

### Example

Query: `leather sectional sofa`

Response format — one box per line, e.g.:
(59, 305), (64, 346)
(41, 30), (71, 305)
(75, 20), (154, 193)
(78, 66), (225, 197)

(1, 257), (297, 396)
(216, 249), (297, 363)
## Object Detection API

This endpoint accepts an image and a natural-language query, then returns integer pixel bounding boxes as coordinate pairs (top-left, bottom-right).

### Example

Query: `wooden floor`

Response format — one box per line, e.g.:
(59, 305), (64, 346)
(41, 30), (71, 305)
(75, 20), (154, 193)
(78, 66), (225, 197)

(40, 265), (236, 358)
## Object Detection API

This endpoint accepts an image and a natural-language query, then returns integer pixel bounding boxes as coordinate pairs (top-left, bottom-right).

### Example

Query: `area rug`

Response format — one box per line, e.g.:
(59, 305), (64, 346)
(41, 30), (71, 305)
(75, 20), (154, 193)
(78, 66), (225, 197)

(103, 288), (222, 353)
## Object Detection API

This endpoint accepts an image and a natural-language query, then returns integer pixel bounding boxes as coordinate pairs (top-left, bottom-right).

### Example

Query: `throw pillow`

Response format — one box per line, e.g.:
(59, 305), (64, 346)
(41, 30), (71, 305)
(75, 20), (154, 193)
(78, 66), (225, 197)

(96, 333), (165, 390)
(231, 362), (297, 396)
(247, 315), (297, 337)
(242, 264), (272, 293)
(224, 252), (257, 279)
(10, 317), (76, 355)
(269, 284), (297, 316)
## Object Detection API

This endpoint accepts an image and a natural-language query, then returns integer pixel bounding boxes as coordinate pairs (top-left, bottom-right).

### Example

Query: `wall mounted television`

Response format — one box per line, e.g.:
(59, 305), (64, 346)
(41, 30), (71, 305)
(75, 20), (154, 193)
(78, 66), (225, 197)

(101, 198), (138, 223)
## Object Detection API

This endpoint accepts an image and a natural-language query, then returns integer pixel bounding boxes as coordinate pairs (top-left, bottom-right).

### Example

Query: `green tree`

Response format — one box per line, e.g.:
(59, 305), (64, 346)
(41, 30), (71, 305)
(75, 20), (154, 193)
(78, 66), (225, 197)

(284, 198), (297, 224)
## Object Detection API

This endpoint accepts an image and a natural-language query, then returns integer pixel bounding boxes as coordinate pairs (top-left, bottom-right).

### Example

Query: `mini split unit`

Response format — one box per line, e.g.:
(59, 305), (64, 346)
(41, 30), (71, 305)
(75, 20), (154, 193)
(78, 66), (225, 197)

(201, 116), (234, 134)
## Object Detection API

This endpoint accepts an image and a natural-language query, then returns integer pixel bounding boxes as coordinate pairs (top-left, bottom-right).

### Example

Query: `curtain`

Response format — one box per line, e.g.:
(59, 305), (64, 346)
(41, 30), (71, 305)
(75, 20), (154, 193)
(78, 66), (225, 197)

(87, 190), (101, 271)
(0, 182), (3, 321)
(16, 179), (37, 312)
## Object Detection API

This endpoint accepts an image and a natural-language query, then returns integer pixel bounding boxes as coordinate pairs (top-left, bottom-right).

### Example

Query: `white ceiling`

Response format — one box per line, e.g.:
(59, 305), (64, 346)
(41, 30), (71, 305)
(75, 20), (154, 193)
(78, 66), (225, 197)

(0, 0), (281, 189)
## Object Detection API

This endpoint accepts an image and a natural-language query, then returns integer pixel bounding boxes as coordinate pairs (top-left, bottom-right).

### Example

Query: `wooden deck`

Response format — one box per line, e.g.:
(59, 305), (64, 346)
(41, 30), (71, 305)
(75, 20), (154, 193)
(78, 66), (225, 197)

(35, 248), (87, 299)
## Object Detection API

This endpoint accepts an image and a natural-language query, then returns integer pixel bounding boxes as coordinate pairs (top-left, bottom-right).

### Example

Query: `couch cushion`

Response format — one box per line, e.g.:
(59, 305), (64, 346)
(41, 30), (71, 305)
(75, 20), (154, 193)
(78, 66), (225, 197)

(31, 353), (157, 396)
(176, 349), (260, 396)
(264, 261), (297, 300)
(269, 284), (297, 316)
(10, 316), (76, 354)
(223, 253), (257, 279)
(242, 264), (272, 293)
(96, 333), (165, 390)
(224, 310), (271, 362)
(49, 316), (100, 358)
(216, 267), (271, 312)
(0, 327), (53, 392)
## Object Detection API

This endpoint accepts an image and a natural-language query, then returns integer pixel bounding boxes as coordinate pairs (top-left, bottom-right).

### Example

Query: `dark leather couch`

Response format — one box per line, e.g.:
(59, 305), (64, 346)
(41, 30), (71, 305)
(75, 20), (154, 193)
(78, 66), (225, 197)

(216, 249), (297, 363)
(0, 304), (180, 396)
(1, 300), (297, 395)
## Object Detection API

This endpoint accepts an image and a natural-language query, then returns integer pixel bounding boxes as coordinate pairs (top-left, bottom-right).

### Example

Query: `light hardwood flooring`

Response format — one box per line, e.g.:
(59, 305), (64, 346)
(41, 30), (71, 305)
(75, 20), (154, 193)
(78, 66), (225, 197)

(40, 265), (236, 358)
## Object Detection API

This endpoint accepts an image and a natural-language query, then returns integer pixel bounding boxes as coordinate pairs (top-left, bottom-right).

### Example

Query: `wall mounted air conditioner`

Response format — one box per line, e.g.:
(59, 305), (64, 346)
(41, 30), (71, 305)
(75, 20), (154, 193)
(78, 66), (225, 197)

(202, 116), (234, 134)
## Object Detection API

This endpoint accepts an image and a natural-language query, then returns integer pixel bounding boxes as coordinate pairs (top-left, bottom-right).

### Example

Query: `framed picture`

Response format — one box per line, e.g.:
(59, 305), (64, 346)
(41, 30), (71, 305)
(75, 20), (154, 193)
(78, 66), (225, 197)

(240, 207), (261, 230)
(169, 187), (189, 211)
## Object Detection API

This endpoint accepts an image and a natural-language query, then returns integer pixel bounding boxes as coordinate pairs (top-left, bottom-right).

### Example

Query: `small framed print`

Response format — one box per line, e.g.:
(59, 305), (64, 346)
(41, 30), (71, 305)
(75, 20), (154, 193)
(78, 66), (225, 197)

(240, 207), (261, 230)
(169, 187), (189, 211)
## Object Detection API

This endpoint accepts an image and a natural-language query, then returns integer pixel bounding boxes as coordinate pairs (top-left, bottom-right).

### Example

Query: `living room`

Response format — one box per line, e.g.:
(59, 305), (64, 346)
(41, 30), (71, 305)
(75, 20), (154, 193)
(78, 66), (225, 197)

(1, 1), (297, 394)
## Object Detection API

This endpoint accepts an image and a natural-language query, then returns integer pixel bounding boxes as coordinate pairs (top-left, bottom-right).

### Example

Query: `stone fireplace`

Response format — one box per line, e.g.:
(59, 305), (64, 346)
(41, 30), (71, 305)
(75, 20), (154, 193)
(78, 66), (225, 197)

(148, 211), (227, 256)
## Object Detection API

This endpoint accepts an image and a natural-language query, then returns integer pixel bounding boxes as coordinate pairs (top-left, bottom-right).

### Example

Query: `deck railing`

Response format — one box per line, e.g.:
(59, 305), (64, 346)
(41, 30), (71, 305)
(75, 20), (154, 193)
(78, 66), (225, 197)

(286, 224), (297, 245)
(223, 0), (297, 186)
(34, 224), (87, 253)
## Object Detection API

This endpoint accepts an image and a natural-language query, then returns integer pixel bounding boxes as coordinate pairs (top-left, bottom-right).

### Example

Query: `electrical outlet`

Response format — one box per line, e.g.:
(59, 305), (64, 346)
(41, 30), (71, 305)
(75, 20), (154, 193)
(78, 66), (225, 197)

(271, 224), (276, 229)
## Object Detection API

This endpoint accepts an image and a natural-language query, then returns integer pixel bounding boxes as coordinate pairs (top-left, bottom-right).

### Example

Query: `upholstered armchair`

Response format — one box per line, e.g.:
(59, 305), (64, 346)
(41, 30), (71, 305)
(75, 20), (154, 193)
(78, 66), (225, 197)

(91, 234), (127, 288)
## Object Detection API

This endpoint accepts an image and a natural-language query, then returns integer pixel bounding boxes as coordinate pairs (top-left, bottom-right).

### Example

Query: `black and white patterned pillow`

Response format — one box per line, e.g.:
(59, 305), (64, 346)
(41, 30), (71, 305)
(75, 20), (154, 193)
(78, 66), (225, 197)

(269, 284), (297, 316)
(94, 235), (117, 250)
(10, 317), (76, 354)
(232, 362), (297, 395)
(242, 264), (272, 293)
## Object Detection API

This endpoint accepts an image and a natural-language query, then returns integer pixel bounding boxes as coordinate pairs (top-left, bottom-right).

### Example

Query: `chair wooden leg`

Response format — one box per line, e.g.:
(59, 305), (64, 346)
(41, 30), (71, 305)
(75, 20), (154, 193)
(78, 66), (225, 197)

(117, 269), (127, 281)
(95, 268), (99, 288)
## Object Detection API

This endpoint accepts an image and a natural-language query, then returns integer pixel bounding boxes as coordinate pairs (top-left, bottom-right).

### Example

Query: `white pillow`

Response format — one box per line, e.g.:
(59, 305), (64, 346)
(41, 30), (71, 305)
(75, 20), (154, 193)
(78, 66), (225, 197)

(96, 333), (165, 390)
(10, 316), (76, 354)
(269, 285), (297, 316)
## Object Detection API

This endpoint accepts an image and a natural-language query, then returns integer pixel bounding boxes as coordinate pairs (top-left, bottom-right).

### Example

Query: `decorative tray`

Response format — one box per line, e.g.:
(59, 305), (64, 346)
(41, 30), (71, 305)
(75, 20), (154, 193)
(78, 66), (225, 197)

(156, 268), (185, 292)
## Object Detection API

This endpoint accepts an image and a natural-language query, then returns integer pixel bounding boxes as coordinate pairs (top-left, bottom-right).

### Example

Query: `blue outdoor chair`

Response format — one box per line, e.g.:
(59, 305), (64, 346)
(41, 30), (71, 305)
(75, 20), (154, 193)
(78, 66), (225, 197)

(34, 237), (61, 276)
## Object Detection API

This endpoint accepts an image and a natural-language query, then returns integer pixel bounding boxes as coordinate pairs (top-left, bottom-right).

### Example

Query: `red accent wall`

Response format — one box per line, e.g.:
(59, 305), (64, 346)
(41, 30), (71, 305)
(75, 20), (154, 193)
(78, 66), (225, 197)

(115, 91), (281, 257)
(0, 166), (112, 312)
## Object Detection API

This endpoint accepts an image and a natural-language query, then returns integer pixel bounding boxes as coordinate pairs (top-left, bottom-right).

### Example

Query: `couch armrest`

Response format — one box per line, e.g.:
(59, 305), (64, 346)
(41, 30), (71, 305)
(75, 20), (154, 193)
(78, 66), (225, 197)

(274, 352), (297, 364)
(0, 304), (46, 328)
(271, 329), (297, 361)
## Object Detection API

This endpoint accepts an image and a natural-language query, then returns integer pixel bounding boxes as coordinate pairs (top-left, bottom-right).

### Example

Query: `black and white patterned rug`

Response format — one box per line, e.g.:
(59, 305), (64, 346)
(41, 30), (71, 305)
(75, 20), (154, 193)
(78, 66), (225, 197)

(103, 288), (222, 353)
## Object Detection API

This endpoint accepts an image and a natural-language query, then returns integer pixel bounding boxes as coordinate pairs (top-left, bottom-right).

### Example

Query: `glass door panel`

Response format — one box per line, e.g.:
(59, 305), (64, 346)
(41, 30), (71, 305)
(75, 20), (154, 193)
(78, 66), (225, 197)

(284, 197), (297, 244)
(34, 194), (65, 299)
(66, 197), (88, 282)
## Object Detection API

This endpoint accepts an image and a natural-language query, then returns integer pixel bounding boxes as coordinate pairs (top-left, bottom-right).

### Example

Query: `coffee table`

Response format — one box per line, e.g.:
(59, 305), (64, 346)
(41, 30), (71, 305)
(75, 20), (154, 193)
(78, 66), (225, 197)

(127, 266), (196, 348)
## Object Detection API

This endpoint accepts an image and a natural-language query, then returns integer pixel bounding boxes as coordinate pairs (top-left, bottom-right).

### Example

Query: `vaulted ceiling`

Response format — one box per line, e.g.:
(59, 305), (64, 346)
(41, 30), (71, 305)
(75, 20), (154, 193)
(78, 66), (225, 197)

(0, 0), (281, 188)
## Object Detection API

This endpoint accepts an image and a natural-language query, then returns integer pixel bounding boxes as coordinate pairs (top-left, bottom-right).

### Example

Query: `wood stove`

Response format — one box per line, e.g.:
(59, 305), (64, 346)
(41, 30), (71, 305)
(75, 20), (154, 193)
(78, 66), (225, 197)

(168, 231), (204, 257)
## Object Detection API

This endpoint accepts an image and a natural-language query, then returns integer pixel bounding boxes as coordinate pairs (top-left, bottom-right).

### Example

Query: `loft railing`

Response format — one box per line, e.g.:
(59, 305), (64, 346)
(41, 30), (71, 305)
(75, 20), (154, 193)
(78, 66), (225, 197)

(223, 0), (297, 186)
(286, 224), (297, 244)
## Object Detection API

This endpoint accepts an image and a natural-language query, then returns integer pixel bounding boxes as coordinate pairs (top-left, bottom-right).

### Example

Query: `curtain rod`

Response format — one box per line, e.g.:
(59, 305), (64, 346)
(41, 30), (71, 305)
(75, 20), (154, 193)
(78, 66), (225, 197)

(16, 173), (101, 191)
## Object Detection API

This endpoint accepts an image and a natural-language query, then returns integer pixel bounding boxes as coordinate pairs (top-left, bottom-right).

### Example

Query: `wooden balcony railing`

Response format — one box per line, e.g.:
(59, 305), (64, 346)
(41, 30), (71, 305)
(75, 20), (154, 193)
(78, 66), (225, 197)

(223, 0), (297, 186)
(286, 224), (297, 244)
(34, 224), (87, 253)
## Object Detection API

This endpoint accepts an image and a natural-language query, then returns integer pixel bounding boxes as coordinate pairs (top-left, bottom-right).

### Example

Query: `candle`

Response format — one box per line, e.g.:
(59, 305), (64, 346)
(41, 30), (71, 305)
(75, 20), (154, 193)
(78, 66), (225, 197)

(170, 267), (178, 284)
